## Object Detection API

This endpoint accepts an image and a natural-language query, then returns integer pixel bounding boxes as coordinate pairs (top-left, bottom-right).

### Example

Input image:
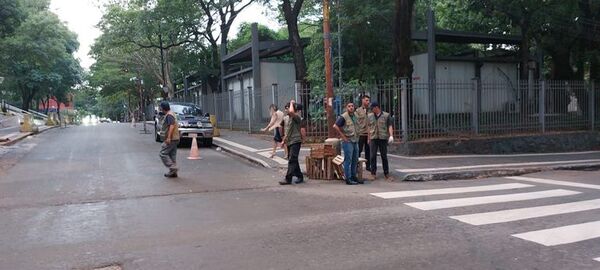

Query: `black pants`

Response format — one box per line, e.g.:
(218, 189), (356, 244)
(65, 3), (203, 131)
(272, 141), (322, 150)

(285, 142), (303, 181)
(358, 135), (371, 170)
(369, 139), (389, 175)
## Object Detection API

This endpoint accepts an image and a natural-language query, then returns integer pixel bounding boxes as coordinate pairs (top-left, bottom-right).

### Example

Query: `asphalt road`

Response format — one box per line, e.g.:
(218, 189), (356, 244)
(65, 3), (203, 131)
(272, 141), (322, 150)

(1, 123), (600, 270)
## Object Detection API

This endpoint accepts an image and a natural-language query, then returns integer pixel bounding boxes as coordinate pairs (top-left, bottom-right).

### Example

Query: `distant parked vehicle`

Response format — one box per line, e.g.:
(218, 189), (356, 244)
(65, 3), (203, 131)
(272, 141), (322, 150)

(99, 117), (111, 123)
(154, 102), (213, 146)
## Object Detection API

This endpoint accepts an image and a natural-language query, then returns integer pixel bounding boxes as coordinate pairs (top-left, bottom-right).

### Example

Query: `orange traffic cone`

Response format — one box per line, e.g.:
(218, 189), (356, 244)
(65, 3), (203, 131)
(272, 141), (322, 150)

(188, 135), (202, 160)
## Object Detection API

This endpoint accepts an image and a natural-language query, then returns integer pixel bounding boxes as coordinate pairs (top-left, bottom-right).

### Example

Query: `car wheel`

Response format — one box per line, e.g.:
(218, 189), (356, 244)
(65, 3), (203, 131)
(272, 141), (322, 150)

(203, 138), (213, 147)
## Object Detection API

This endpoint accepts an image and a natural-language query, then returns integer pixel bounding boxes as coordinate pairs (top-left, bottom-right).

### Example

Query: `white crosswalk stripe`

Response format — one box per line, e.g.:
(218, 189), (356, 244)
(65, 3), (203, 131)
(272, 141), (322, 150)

(512, 220), (600, 246)
(370, 183), (534, 199)
(404, 189), (580, 210)
(506, 176), (600, 190)
(372, 178), (600, 261)
(450, 198), (600, 225)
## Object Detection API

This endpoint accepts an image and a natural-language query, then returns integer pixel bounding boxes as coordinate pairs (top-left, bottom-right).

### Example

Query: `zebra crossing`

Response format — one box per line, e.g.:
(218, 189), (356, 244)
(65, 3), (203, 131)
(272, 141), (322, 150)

(371, 177), (600, 262)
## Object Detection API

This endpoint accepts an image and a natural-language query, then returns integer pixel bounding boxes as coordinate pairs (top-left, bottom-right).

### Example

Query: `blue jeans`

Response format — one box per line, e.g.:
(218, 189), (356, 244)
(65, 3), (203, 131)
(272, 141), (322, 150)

(342, 141), (359, 181)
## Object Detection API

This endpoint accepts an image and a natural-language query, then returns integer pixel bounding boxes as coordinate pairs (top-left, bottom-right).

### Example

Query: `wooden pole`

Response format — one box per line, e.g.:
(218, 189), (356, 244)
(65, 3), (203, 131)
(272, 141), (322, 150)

(323, 0), (336, 138)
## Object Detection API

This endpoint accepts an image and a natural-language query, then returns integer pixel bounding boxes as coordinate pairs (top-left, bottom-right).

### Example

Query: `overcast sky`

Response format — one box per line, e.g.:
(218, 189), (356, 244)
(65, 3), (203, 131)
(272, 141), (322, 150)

(50, 0), (280, 70)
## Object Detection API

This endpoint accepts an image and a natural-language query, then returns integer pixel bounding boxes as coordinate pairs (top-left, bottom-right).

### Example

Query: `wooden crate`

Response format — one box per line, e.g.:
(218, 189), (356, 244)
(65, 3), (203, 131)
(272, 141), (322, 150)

(305, 156), (337, 180)
(310, 144), (336, 159)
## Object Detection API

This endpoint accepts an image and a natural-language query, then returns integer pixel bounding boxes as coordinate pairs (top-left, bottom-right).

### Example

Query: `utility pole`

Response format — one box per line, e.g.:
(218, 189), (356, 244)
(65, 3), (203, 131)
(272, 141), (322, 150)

(323, 0), (336, 138)
(337, 0), (343, 87)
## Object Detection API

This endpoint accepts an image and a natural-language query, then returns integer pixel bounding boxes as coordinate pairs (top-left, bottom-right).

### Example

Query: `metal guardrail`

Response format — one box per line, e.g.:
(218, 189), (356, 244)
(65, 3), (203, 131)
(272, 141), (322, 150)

(1, 100), (48, 121)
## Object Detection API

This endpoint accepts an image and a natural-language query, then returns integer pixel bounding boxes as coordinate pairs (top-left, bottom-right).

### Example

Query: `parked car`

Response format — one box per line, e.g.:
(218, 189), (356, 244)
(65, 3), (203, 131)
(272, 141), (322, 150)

(154, 102), (213, 146)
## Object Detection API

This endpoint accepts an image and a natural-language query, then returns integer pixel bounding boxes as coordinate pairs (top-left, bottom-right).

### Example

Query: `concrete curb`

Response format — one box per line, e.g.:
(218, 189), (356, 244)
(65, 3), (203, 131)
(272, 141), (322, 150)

(213, 143), (272, 168)
(0, 126), (58, 146)
(399, 162), (600, 181)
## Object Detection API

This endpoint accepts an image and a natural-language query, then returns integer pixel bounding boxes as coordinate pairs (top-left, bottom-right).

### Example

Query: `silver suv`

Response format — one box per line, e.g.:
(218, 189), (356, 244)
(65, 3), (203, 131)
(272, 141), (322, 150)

(154, 102), (214, 146)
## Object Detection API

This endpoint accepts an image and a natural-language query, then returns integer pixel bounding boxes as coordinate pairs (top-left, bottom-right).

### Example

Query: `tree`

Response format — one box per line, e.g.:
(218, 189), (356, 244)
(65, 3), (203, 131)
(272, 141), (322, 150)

(0, 5), (82, 111)
(281, 0), (308, 81)
(393, 0), (415, 78)
(97, 0), (202, 98)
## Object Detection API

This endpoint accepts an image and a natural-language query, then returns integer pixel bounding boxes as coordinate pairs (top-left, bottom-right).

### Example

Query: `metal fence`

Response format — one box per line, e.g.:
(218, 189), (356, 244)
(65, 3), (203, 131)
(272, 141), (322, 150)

(179, 79), (600, 142)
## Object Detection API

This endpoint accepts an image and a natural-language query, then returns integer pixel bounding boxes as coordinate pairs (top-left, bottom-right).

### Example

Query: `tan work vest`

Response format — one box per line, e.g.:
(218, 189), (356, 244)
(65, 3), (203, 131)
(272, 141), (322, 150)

(368, 112), (390, 140)
(355, 106), (370, 136)
(161, 111), (180, 141)
(341, 112), (359, 142)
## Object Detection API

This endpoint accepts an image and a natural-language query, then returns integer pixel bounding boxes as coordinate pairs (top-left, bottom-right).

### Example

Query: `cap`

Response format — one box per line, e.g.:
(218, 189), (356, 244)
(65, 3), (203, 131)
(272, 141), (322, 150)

(370, 101), (380, 109)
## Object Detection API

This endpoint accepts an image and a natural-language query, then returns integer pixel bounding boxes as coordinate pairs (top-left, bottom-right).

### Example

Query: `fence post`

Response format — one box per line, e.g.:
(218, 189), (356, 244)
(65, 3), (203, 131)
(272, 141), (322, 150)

(540, 80), (546, 133)
(248, 86), (253, 133)
(401, 79), (409, 141)
(471, 78), (480, 135)
(591, 81), (596, 131)
(228, 89), (233, 130)
(271, 83), (278, 106)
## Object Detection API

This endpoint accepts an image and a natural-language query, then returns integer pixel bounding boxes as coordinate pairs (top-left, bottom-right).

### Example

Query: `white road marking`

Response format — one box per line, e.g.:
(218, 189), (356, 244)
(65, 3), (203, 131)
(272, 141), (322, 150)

(450, 199), (600, 225)
(257, 151), (288, 165)
(397, 159), (600, 173)
(512, 220), (600, 246)
(594, 257), (600, 262)
(388, 151), (600, 160)
(405, 189), (580, 210)
(506, 176), (600, 190)
(213, 137), (259, 152)
(370, 183), (534, 199)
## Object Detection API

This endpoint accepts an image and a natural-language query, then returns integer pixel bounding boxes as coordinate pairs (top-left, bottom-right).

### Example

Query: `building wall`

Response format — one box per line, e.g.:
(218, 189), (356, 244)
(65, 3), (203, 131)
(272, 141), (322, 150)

(223, 61), (296, 121)
(410, 53), (518, 114)
(260, 62), (296, 120)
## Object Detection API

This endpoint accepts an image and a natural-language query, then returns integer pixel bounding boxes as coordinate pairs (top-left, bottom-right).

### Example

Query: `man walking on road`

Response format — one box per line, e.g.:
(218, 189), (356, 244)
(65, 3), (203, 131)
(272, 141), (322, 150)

(159, 101), (180, 178)
(280, 100), (304, 185)
(356, 95), (371, 173)
(333, 102), (362, 185)
(367, 102), (394, 180)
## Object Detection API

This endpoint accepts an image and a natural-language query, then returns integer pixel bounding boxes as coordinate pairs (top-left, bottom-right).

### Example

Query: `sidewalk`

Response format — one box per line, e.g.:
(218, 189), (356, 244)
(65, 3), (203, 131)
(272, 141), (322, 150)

(213, 129), (600, 181)
(0, 125), (57, 146)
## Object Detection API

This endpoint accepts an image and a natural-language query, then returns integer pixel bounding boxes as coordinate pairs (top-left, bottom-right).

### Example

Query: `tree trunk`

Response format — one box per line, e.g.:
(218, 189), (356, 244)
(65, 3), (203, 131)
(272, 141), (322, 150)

(393, 0), (414, 78)
(549, 50), (574, 80)
(519, 21), (530, 80)
(282, 0), (308, 82)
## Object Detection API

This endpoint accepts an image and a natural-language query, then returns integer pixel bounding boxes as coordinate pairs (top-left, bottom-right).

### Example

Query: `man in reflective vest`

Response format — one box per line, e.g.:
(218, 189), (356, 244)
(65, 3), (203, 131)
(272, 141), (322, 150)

(159, 101), (180, 178)
(367, 101), (394, 180)
(333, 102), (362, 185)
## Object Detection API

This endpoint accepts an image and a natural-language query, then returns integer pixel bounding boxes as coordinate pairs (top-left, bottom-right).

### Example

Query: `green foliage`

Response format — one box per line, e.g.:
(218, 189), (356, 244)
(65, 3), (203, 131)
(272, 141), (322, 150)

(0, 1), (82, 111)
(228, 22), (286, 52)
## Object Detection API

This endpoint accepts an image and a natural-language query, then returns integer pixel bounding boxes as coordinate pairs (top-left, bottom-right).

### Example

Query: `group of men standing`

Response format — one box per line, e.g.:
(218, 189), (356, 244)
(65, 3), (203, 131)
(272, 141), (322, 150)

(333, 95), (394, 185)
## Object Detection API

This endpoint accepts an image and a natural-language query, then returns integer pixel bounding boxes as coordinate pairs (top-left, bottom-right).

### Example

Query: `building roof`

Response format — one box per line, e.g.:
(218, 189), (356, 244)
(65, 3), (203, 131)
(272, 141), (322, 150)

(222, 38), (311, 64)
(412, 29), (522, 45)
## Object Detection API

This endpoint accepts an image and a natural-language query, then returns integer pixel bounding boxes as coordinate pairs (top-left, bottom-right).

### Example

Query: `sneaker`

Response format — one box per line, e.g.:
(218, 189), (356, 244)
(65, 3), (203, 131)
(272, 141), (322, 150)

(164, 172), (178, 178)
(354, 178), (364, 184)
(345, 180), (358, 185)
(294, 178), (305, 184)
(279, 180), (292, 185)
(384, 174), (392, 181)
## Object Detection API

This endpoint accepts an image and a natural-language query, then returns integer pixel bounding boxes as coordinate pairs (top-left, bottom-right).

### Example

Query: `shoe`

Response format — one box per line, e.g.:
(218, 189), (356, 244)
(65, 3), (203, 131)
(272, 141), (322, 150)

(294, 179), (305, 184)
(269, 153), (275, 158)
(384, 174), (392, 181)
(354, 178), (364, 184)
(164, 172), (178, 178)
(345, 180), (358, 185)
(279, 180), (292, 185)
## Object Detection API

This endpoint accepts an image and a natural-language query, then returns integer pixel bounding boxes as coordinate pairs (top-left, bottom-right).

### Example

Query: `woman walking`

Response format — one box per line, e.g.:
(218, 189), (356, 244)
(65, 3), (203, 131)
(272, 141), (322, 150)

(261, 104), (285, 158)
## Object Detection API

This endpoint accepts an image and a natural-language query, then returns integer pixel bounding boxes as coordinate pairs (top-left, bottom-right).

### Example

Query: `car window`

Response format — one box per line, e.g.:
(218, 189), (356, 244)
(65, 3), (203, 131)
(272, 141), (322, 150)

(171, 104), (203, 116)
